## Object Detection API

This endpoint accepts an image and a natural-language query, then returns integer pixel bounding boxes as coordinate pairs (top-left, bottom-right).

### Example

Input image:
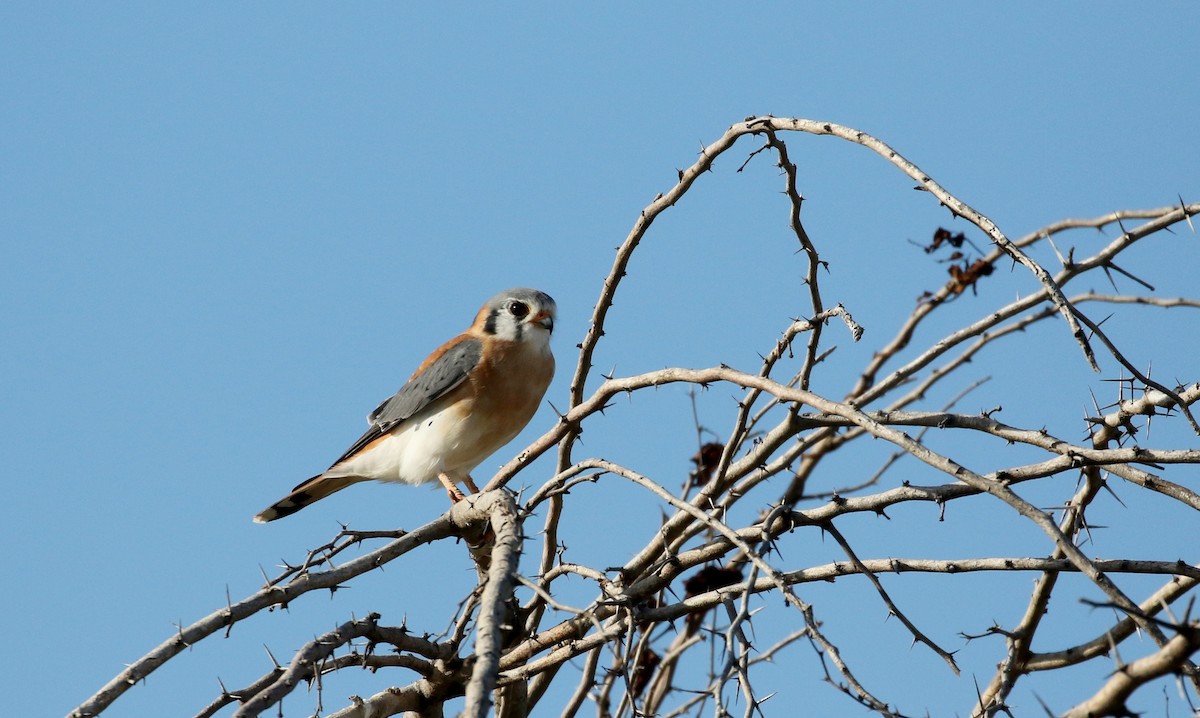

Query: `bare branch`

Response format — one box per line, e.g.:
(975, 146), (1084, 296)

(1062, 624), (1200, 718)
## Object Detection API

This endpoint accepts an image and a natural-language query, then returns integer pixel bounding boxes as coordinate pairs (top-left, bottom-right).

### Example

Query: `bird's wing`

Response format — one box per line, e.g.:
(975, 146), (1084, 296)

(326, 335), (484, 468)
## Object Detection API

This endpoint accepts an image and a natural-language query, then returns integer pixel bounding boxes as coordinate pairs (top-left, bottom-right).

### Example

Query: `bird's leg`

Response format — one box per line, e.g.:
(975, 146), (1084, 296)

(438, 472), (467, 503)
(440, 472), (495, 548)
(457, 474), (494, 549)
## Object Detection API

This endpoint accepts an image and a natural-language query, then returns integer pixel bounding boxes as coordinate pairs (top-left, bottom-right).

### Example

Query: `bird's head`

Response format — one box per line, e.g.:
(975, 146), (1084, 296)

(477, 288), (556, 345)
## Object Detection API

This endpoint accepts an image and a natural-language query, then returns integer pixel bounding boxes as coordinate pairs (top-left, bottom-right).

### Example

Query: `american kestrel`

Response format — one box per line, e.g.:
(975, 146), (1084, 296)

(254, 288), (556, 523)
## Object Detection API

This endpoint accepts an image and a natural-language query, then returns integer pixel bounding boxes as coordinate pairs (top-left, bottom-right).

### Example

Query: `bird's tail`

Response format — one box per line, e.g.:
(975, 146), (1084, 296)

(253, 474), (361, 523)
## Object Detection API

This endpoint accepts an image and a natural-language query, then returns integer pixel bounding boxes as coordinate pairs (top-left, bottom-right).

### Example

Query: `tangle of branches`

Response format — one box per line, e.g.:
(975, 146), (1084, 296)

(72, 116), (1200, 718)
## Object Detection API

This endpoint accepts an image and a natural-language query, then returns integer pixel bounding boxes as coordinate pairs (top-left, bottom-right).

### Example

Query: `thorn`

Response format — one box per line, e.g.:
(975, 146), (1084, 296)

(264, 644), (282, 670)
(1101, 264), (1120, 292)
(1032, 691), (1057, 717)
(1104, 260), (1156, 291)
(1098, 476), (1128, 508)
(224, 585), (236, 637)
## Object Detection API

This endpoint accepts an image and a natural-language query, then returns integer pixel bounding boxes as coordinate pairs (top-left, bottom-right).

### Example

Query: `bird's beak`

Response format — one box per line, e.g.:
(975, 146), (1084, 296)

(532, 310), (554, 333)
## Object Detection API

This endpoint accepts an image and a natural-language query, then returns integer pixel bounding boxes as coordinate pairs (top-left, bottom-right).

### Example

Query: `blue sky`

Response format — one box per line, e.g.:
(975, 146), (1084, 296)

(4, 5), (1198, 717)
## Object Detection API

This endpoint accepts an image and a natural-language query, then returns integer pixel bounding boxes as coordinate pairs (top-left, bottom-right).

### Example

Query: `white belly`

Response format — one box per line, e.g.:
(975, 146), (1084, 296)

(323, 399), (504, 486)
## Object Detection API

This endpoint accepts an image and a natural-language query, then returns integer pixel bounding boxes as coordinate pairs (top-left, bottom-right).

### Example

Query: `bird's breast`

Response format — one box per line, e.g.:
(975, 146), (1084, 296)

(457, 337), (554, 453)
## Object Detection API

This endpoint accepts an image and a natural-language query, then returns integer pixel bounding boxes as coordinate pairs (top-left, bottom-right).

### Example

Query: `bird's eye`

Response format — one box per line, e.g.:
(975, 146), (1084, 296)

(508, 301), (529, 318)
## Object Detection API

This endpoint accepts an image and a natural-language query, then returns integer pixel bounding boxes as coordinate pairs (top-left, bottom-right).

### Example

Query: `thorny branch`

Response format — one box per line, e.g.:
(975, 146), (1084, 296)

(73, 117), (1200, 718)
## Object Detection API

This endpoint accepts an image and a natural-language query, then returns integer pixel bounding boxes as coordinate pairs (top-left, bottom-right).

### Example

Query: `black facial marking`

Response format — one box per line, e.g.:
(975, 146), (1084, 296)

(483, 308), (499, 335)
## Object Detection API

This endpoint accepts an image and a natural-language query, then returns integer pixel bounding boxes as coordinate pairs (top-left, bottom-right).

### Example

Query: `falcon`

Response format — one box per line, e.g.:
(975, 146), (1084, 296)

(254, 288), (556, 523)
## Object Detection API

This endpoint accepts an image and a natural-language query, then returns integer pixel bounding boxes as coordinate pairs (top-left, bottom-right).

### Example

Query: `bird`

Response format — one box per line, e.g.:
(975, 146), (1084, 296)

(254, 288), (556, 523)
